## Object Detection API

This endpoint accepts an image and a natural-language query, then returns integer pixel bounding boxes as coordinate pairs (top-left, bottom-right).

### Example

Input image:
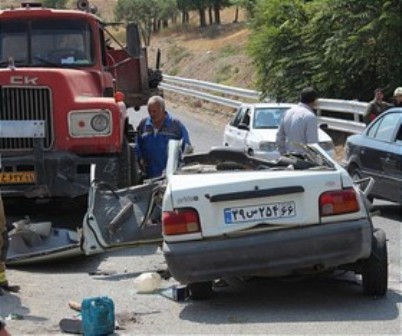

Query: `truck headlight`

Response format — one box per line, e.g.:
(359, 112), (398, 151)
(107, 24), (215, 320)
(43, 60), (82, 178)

(259, 141), (277, 151)
(69, 110), (112, 137)
(91, 114), (109, 132)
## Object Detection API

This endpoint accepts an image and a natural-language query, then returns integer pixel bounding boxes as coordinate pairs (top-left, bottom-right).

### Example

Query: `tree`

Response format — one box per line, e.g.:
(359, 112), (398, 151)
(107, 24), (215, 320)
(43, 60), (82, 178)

(210, 0), (232, 25)
(248, 0), (402, 101)
(159, 0), (179, 29)
(248, 0), (310, 101)
(305, 0), (401, 100)
(230, 0), (257, 21)
(177, 0), (190, 24)
(43, 0), (68, 8)
(115, 0), (174, 46)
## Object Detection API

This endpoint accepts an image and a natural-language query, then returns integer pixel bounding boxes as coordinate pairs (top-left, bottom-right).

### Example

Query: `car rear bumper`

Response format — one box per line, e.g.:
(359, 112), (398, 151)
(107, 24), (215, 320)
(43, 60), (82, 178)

(163, 219), (372, 284)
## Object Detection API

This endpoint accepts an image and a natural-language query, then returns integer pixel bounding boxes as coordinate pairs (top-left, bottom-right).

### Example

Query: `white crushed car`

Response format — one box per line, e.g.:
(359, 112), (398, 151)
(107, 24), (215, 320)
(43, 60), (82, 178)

(161, 141), (387, 299)
(223, 103), (335, 160)
(7, 142), (387, 302)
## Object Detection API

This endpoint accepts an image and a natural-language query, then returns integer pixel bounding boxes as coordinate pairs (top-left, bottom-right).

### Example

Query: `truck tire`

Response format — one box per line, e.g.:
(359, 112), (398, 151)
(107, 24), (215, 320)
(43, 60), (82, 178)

(362, 228), (388, 296)
(189, 281), (213, 300)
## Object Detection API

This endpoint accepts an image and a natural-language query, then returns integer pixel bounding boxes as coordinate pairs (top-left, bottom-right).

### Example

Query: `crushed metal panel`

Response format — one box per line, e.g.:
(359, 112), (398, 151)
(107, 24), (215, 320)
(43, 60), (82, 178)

(82, 179), (164, 255)
(6, 226), (82, 265)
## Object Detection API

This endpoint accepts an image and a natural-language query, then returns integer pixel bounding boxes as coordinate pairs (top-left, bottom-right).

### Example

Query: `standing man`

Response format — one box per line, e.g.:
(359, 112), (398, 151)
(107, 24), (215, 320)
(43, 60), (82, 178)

(363, 88), (392, 125)
(0, 194), (19, 294)
(136, 96), (192, 179)
(0, 318), (11, 336)
(276, 87), (319, 155)
(392, 87), (402, 107)
(0, 194), (9, 290)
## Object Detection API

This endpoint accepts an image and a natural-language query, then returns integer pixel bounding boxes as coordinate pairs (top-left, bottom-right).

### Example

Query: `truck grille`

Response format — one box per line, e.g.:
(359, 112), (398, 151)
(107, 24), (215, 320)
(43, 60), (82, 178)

(0, 86), (53, 150)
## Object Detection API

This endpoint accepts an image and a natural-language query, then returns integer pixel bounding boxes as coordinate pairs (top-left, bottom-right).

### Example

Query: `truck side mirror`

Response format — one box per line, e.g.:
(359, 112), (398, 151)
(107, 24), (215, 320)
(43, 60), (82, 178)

(126, 23), (141, 58)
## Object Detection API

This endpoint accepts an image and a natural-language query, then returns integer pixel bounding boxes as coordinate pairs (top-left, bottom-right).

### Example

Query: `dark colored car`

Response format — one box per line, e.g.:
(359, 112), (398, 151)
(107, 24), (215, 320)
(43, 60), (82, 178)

(345, 108), (402, 204)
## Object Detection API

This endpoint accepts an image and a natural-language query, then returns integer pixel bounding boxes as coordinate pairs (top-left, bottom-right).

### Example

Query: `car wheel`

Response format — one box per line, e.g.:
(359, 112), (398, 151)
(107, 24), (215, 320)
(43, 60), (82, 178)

(189, 281), (213, 300)
(362, 228), (388, 296)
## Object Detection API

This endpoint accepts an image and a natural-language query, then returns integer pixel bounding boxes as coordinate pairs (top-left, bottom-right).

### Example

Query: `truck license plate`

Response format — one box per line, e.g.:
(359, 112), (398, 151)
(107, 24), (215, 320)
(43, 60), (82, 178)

(0, 172), (35, 184)
(224, 201), (296, 224)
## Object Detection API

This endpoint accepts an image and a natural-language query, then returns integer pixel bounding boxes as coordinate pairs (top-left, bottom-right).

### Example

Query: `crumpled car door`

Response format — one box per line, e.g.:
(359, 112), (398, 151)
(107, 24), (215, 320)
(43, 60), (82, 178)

(82, 178), (165, 255)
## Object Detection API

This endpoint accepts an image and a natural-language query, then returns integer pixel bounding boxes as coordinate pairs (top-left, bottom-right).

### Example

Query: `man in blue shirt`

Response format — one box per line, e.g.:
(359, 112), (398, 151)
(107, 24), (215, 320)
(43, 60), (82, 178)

(136, 96), (192, 179)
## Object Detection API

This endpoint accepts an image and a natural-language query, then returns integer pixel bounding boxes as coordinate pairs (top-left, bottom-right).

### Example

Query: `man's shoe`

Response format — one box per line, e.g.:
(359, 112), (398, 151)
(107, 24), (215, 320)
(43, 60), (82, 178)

(0, 281), (20, 293)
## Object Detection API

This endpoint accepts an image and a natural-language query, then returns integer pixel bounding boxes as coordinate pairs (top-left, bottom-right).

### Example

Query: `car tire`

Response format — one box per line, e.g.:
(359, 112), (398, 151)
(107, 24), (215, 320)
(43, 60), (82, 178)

(362, 228), (388, 296)
(189, 281), (213, 300)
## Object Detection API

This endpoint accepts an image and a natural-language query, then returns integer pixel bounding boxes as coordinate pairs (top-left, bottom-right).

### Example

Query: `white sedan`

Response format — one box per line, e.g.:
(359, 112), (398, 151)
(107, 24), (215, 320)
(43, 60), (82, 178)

(223, 103), (335, 160)
(161, 142), (387, 300)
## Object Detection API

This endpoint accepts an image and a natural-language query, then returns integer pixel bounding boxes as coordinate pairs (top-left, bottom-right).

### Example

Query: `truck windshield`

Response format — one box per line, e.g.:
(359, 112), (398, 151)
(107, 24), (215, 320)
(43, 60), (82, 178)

(0, 19), (94, 67)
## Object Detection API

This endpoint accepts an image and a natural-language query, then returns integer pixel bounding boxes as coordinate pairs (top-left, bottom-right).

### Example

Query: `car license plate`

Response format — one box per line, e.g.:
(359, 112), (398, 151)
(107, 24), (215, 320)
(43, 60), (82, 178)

(0, 172), (35, 184)
(224, 201), (296, 224)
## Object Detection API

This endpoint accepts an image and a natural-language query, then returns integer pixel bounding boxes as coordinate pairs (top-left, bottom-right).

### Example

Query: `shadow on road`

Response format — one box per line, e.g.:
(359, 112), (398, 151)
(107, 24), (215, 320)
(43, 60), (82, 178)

(179, 273), (400, 324)
(372, 202), (402, 222)
(7, 244), (162, 276)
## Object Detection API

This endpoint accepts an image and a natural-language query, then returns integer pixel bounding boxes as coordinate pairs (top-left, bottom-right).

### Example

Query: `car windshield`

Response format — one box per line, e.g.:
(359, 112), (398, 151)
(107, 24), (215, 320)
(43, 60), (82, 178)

(253, 107), (287, 129)
(0, 19), (94, 67)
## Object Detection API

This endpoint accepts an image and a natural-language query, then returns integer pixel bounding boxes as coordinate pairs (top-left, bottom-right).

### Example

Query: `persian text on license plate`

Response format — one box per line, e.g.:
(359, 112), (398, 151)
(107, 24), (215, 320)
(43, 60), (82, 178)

(224, 201), (296, 224)
(0, 172), (35, 184)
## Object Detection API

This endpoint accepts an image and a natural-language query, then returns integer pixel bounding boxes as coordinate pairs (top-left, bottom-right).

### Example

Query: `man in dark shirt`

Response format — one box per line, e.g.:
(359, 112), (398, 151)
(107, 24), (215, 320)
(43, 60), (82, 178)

(0, 195), (19, 294)
(0, 195), (8, 290)
(363, 88), (392, 125)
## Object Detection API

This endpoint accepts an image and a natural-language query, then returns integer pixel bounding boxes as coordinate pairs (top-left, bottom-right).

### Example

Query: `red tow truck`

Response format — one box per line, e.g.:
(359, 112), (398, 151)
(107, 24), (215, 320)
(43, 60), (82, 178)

(0, 0), (162, 200)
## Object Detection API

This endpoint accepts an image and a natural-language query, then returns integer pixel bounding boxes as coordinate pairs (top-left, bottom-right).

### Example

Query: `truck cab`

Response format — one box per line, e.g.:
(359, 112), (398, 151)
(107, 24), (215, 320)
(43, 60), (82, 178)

(0, 1), (162, 200)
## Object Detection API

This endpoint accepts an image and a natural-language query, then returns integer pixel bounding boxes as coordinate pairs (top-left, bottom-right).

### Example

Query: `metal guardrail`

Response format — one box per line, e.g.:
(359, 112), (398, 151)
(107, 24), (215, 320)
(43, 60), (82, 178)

(161, 75), (368, 134)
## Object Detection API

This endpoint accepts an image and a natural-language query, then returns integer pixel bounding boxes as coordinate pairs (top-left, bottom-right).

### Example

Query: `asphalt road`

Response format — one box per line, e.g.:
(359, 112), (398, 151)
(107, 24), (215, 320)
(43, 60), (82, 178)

(1, 107), (401, 335)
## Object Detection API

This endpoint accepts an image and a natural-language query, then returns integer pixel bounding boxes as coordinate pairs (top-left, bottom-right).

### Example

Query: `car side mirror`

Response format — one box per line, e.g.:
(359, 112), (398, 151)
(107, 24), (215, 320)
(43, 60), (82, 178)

(237, 123), (249, 131)
(319, 123), (329, 130)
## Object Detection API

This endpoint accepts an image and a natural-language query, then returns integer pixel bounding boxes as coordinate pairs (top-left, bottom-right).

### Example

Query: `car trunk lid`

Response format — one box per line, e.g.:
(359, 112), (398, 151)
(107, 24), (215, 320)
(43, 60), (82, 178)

(169, 170), (343, 237)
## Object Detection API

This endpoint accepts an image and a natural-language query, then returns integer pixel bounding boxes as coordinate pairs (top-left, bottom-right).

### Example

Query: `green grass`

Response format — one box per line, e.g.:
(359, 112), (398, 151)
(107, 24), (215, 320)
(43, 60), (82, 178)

(166, 44), (191, 65)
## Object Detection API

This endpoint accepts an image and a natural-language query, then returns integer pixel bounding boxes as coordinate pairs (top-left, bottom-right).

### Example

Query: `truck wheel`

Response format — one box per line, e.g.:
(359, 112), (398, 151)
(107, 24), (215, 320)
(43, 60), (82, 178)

(362, 228), (388, 296)
(189, 281), (213, 300)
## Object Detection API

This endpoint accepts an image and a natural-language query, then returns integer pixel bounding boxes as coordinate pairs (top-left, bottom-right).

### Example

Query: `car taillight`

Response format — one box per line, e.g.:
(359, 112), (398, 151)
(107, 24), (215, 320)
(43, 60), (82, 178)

(162, 208), (201, 235)
(319, 188), (360, 216)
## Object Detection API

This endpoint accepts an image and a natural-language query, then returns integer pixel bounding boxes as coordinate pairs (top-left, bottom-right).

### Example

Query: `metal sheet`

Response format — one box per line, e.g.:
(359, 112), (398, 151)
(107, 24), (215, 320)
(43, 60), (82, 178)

(0, 120), (45, 138)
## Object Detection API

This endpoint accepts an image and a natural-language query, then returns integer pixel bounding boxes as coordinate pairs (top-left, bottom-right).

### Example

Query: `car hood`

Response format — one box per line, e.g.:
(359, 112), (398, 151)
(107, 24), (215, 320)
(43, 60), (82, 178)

(248, 129), (277, 142)
(248, 128), (332, 143)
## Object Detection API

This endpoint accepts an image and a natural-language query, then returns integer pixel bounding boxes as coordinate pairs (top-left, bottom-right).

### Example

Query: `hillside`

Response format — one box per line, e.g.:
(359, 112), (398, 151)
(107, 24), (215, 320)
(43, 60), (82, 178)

(146, 9), (255, 123)
(150, 9), (254, 90)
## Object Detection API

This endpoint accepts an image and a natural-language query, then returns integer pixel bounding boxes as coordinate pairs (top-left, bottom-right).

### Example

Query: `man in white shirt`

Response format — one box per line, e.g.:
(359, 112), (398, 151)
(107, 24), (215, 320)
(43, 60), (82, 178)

(276, 87), (319, 155)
